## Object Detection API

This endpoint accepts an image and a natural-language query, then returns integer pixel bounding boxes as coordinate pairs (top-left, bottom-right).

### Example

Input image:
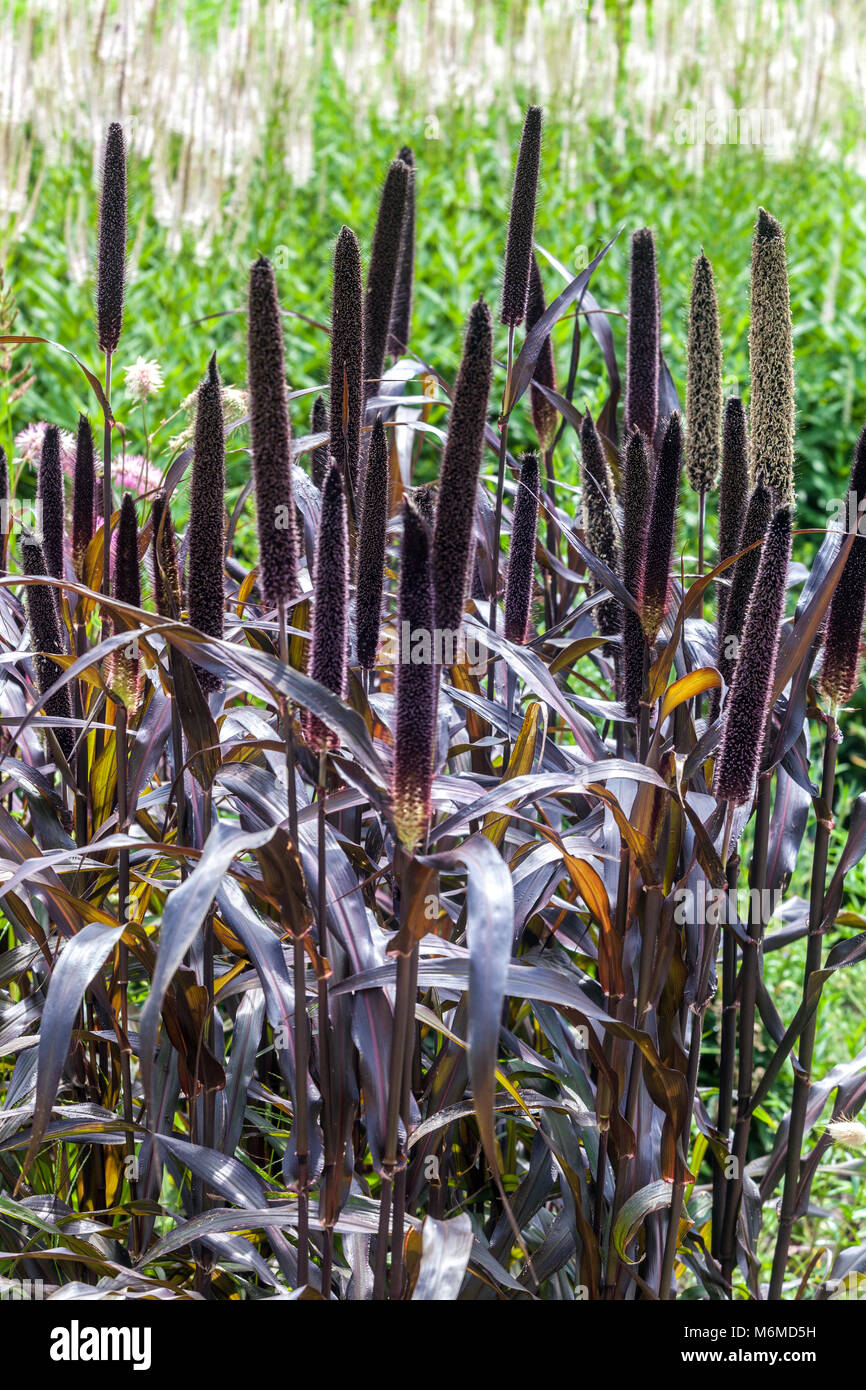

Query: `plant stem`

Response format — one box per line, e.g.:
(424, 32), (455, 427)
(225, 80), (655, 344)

(486, 323), (515, 702)
(712, 854), (739, 1260)
(316, 746), (335, 1297)
(293, 932), (310, 1287)
(114, 702), (138, 1255)
(769, 712), (838, 1299)
(720, 772), (772, 1285)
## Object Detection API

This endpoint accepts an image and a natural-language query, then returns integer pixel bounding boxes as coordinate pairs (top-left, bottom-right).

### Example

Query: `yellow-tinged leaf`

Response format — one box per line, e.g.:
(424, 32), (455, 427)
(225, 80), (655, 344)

(549, 637), (605, 675)
(659, 667), (720, 724)
(483, 701), (544, 848)
(564, 854), (613, 935)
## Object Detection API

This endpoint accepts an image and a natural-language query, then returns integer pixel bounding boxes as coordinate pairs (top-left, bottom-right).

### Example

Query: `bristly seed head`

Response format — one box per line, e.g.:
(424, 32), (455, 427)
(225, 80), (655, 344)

(393, 499), (436, 851)
(716, 396), (750, 638)
(500, 106), (543, 328)
(714, 505), (792, 806)
(820, 423), (866, 706)
(151, 491), (182, 620)
(96, 122), (127, 356)
(38, 424), (65, 581)
(621, 429), (652, 717)
(685, 251), (722, 495)
(579, 412), (621, 639)
(330, 226), (365, 497)
(642, 411), (683, 645)
(364, 161), (410, 402)
(356, 414), (389, 669)
(749, 207), (795, 504)
(20, 533), (74, 762)
(624, 228), (660, 444)
(304, 460), (349, 752)
(310, 393), (329, 490)
(387, 145), (415, 358)
(717, 482), (773, 698)
(72, 414), (95, 581)
(187, 352), (226, 695)
(432, 298), (493, 637)
(109, 492), (143, 713)
(248, 255), (298, 608)
(504, 451), (540, 644)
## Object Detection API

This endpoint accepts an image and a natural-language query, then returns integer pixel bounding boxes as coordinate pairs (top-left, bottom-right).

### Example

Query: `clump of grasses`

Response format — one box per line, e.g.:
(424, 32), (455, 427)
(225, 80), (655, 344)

(3, 116), (865, 1315)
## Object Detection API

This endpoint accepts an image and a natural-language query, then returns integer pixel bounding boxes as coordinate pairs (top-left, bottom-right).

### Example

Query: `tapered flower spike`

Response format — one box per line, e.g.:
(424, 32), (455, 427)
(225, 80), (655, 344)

(329, 227), (364, 497)
(642, 411), (683, 645)
(500, 105), (543, 328)
(363, 160), (410, 402)
(151, 491), (182, 620)
(749, 209), (795, 504)
(108, 492), (143, 714)
(621, 429), (652, 717)
(387, 145), (415, 358)
(717, 482), (773, 698)
(714, 506), (792, 805)
(304, 460), (349, 752)
(409, 481), (438, 529)
(527, 254), (557, 450)
(72, 415), (95, 581)
(356, 414), (389, 669)
(20, 534), (74, 762)
(504, 452), (540, 644)
(309, 394), (329, 490)
(820, 424), (866, 706)
(248, 256), (298, 608)
(685, 251), (722, 495)
(624, 228), (660, 443)
(187, 353), (226, 694)
(393, 499), (436, 851)
(38, 424), (64, 581)
(579, 412), (621, 639)
(96, 122), (127, 357)
(432, 298), (493, 637)
(716, 397), (750, 636)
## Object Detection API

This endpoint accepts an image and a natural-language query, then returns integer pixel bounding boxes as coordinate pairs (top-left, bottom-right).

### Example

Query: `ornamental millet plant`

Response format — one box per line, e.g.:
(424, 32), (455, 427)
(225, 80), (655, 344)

(6, 113), (866, 1309)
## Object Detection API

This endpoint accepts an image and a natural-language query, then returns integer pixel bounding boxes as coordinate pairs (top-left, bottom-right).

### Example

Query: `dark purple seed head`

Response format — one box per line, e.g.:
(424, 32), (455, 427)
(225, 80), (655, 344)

(621, 429), (652, 717)
(151, 491), (182, 620)
(329, 226), (365, 497)
(624, 228), (660, 443)
(248, 256), (298, 608)
(310, 393), (329, 489)
(716, 396), (750, 636)
(38, 424), (65, 581)
(96, 122), (127, 356)
(714, 506), (792, 805)
(821, 424), (866, 706)
(20, 533), (74, 761)
(364, 160), (410, 400)
(500, 106), (543, 328)
(527, 253), (557, 450)
(356, 414), (389, 669)
(504, 452), (540, 644)
(393, 499), (436, 850)
(387, 145), (415, 358)
(187, 353), (226, 693)
(579, 412), (621, 638)
(717, 482), (773, 695)
(304, 460), (349, 752)
(642, 411), (683, 645)
(432, 298), (493, 637)
(72, 414), (95, 581)
(109, 491), (143, 713)
(685, 251), (722, 494)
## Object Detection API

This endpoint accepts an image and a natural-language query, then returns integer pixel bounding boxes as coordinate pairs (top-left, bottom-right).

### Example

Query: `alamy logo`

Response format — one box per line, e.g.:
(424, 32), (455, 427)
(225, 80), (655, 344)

(49, 1319), (152, 1371)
